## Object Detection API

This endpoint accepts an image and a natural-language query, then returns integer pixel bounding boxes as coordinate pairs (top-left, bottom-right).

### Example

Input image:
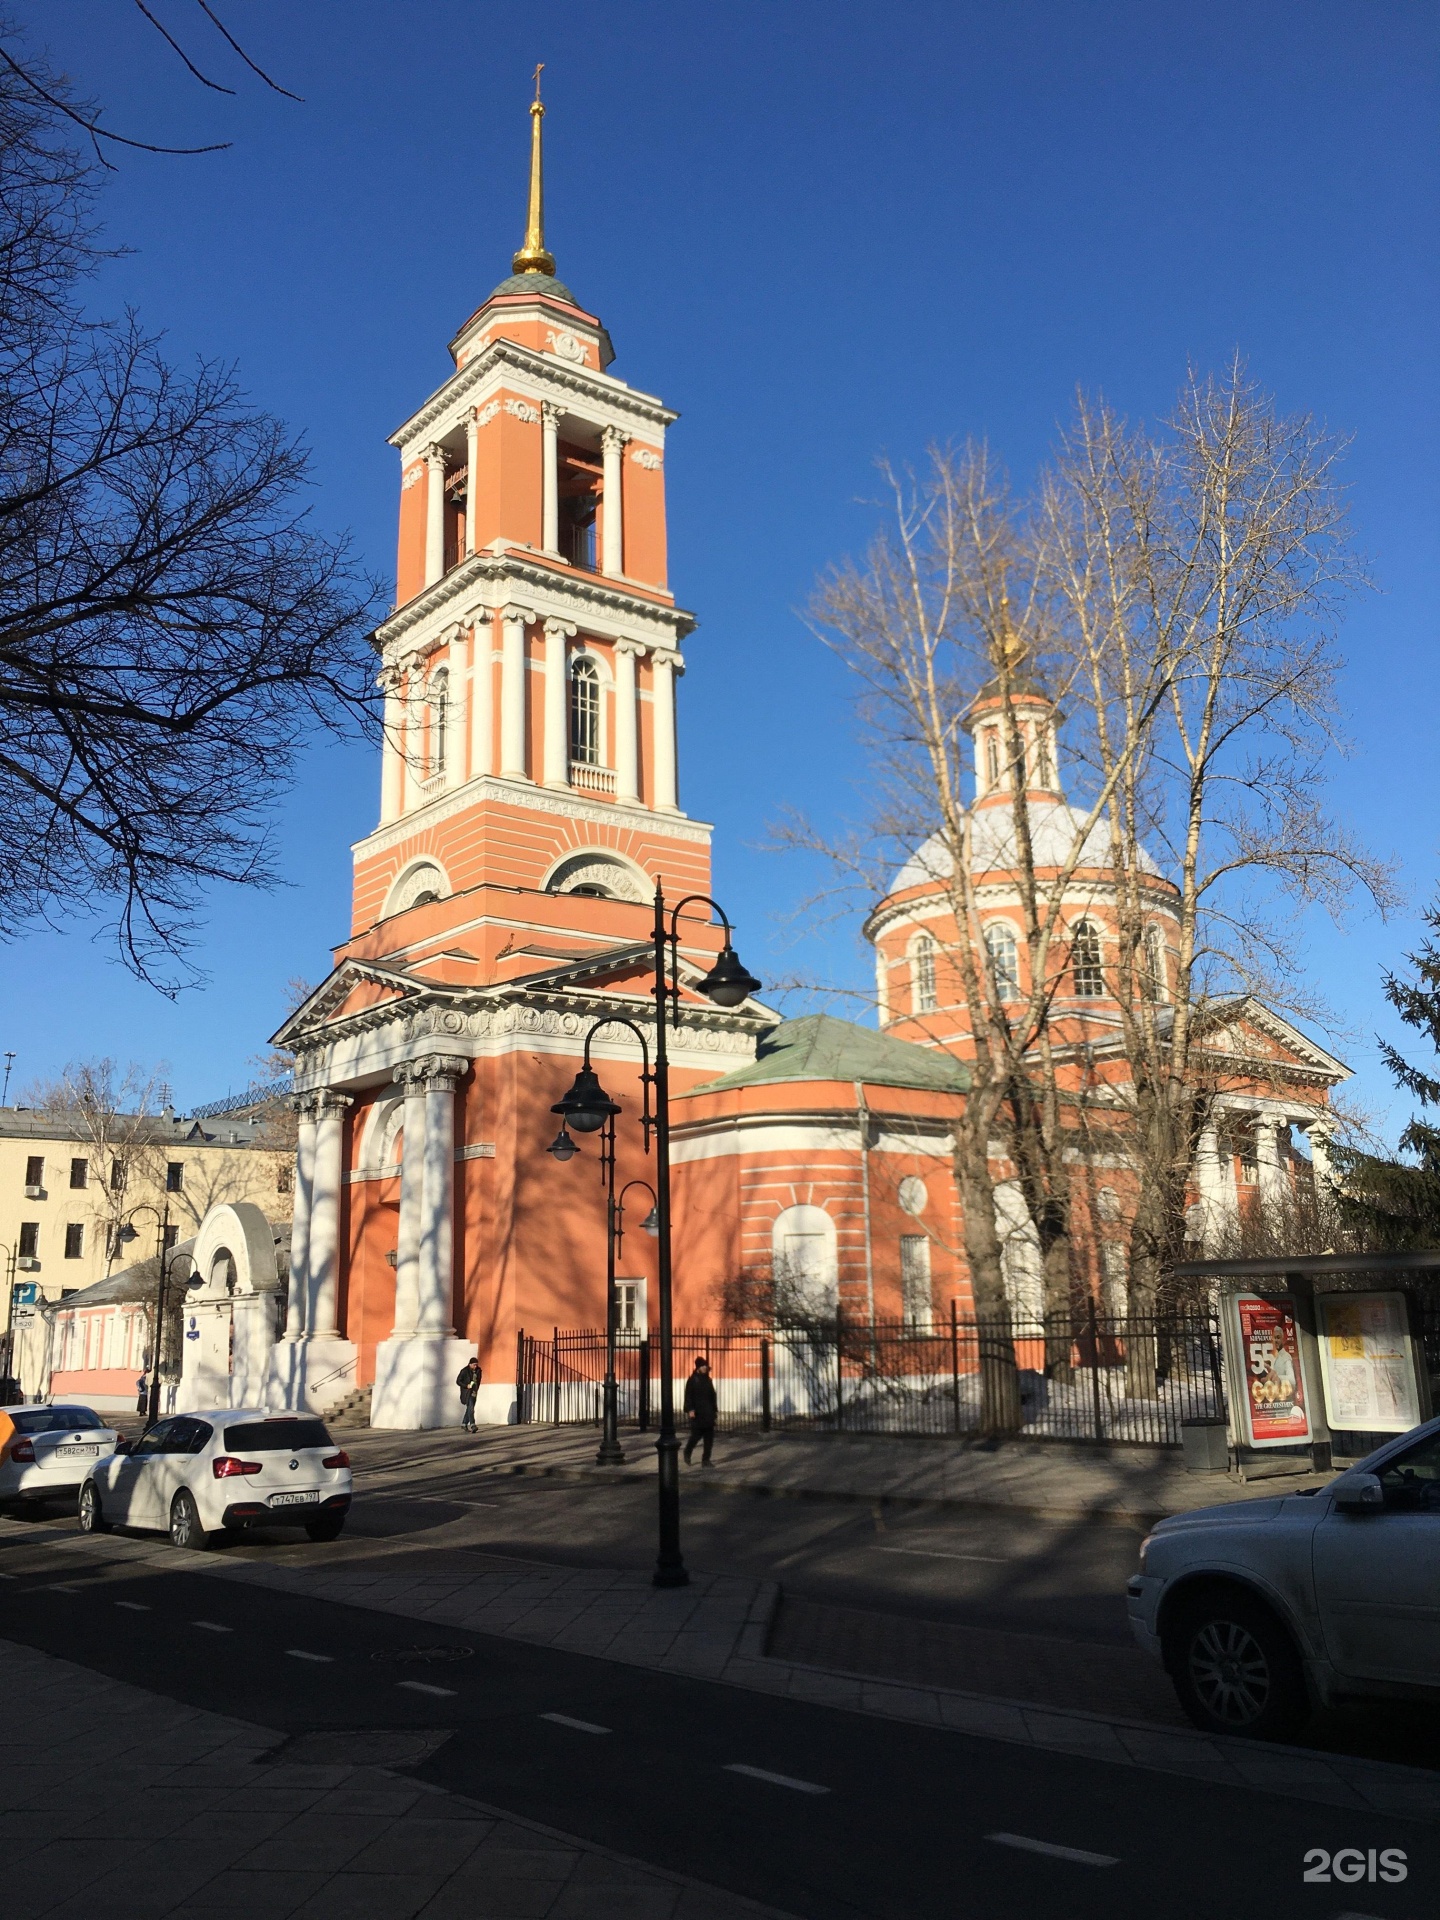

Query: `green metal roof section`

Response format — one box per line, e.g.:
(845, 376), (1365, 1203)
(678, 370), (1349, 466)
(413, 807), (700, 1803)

(679, 1013), (970, 1097)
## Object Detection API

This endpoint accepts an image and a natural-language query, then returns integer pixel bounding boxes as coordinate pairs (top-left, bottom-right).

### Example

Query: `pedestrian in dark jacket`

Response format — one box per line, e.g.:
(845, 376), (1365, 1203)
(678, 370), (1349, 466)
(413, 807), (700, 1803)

(682, 1356), (718, 1465)
(456, 1358), (481, 1433)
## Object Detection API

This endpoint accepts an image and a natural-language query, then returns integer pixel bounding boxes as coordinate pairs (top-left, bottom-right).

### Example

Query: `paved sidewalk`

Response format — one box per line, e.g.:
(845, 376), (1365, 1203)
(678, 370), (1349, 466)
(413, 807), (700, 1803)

(20, 1521), (1440, 1824)
(346, 1423), (1332, 1526)
(0, 1631), (793, 1920)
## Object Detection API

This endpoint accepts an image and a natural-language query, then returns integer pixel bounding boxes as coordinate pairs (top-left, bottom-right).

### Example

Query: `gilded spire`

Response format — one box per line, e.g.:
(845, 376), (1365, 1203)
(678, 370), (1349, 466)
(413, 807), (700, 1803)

(511, 64), (556, 277)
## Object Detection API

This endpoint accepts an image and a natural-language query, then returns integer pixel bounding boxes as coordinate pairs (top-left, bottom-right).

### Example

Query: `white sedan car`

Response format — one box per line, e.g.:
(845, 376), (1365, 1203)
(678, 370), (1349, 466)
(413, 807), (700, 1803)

(0, 1404), (120, 1510)
(1128, 1414), (1440, 1739)
(78, 1408), (352, 1549)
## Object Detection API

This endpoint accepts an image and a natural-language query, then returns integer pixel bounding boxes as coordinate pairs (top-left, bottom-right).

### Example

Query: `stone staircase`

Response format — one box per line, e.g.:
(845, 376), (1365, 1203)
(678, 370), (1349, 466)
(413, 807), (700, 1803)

(324, 1384), (372, 1430)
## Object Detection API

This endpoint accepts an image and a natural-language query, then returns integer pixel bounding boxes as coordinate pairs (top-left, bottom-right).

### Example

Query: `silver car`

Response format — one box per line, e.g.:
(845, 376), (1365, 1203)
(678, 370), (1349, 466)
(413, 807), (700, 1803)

(1128, 1414), (1440, 1739)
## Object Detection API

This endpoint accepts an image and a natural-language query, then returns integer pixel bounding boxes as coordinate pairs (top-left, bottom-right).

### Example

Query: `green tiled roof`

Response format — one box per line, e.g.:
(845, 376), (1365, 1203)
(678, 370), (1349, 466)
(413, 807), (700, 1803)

(680, 1013), (970, 1097)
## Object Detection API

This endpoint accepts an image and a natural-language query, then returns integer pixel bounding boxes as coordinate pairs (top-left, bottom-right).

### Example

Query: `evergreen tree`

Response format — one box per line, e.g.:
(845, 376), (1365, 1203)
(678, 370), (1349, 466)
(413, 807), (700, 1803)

(1333, 899), (1440, 1248)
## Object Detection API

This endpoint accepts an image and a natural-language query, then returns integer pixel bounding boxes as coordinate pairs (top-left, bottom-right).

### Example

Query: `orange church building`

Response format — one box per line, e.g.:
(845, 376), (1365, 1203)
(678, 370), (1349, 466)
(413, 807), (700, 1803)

(266, 93), (1348, 1428)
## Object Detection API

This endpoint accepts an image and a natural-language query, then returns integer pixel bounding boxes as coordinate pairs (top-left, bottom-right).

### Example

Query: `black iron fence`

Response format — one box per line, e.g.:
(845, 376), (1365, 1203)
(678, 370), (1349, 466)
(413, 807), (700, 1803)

(515, 1303), (1225, 1447)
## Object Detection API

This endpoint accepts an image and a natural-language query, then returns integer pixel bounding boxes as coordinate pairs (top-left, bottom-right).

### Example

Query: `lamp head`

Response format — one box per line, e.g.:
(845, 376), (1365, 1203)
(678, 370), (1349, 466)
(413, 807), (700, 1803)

(551, 1065), (620, 1134)
(697, 941), (761, 1009)
(546, 1126), (579, 1163)
(118, 1223), (138, 1246)
(641, 1204), (660, 1238)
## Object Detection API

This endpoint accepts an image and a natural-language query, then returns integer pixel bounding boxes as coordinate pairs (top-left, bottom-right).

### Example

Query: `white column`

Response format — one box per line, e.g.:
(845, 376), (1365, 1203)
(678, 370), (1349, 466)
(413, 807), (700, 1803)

(284, 1098), (317, 1338)
(614, 641), (639, 803)
(1195, 1120), (1228, 1254)
(601, 425), (628, 576)
(1306, 1118), (1335, 1187)
(541, 403), (559, 553)
(306, 1092), (352, 1338)
(464, 411), (479, 559)
(379, 672), (405, 824)
(468, 615), (493, 778)
(543, 619), (572, 788)
(444, 633), (465, 786)
(500, 611), (529, 779)
(416, 1056), (467, 1334)
(423, 445), (446, 586)
(1255, 1116), (1284, 1209)
(392, 1069), (425, 1336)
(651, 648), (679, 812)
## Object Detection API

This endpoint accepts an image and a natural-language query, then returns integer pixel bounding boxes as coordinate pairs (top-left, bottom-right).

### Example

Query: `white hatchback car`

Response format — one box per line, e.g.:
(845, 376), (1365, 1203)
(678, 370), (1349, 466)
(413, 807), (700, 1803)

(1128, 1414), (1440, 1739)
(78, 1408), (352, 1549)
(0, 1404), (120, 1510)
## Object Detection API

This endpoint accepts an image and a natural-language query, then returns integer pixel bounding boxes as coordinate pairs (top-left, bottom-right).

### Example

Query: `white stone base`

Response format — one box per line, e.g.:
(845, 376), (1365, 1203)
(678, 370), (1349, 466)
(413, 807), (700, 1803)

(370, 1333), (477, 1430)
(262, 1336), (359, 1416)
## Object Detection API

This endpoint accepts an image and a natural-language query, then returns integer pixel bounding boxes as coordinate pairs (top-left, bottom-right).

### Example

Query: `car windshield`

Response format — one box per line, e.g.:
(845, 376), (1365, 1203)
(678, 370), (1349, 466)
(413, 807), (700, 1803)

(10, 1407), (105, 1434)
(223, 1419), (332, 1452)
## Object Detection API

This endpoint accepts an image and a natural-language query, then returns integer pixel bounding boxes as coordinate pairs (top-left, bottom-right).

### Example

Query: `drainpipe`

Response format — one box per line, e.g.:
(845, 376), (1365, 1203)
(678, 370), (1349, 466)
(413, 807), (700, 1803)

(855, 1083), (877, 1337)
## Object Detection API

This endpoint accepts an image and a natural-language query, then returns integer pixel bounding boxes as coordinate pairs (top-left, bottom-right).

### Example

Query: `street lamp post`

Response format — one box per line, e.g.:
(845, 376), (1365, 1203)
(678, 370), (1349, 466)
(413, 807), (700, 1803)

(547, 884), (759, 1589)
(0, 1242), (18, 1391)
(119, 1203), (174, 1428)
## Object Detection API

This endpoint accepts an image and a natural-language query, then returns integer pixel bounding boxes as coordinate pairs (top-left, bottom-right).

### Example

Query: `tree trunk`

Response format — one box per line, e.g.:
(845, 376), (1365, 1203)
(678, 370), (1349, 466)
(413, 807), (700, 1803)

(953, 1138), (1021, 1435)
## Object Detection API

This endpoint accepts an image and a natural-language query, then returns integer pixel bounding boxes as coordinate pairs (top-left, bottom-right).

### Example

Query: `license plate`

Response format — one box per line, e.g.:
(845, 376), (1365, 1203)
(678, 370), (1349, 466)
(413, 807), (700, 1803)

(54, 1445), (100, 1458)
(269, 1490), (320, 1508)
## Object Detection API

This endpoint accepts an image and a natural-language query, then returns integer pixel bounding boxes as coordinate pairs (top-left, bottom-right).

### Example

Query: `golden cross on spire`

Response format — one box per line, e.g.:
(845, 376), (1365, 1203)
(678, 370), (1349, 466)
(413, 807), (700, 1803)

(512, 64), (556, 277)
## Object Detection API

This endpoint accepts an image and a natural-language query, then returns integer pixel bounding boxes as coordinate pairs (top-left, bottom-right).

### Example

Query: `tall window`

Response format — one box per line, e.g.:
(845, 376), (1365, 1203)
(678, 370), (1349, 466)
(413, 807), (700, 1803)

(110, 1157), (126, 1192)
(1142, 925), (1167, 1002)
(24, 1154), (43, 1188)
(165, 1161), (184, 1193)
(1071, 919), (1103, 997)
(570, 656), (600, 766)
(429, 669), (448, 776)
(984, 730), (1000, 792)
(1011, 728), (1028, 787)
(900, 1235), (933, 1331)
(911, 933), (938, 1014)
(70, 1157), (88, 1189)
(64, 1223), (84, 1259)
(984, 922), (1020, 1000)
(18, 1222), (38, 1259)
(1035, 726), (1054, 789)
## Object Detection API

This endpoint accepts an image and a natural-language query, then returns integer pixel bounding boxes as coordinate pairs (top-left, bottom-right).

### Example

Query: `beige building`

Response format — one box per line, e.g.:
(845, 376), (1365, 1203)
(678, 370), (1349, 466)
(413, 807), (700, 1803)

(1, 1103), (293, 1392)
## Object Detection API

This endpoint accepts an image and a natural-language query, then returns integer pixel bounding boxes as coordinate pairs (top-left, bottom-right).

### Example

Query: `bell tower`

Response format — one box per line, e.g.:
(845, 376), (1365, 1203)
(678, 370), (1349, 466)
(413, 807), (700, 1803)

(343, 74), (711, 981)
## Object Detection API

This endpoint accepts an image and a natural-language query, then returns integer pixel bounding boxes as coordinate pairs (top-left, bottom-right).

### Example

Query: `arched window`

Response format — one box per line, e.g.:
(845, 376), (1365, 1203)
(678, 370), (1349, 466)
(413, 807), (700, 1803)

(911, 932), (938, 1014)
(1071, 918), (1103, 998)
(984, 922), (1020, 1000)
(984, 730), (1000, 792)
(1035, 725), (1054, 790)
(1011, 728), (1028, 788)
(1142, 925), (1167, 1002)
(771, 1204), (838, 1320)
(570, 656), (600, 766)
(428, 669), (448, 776)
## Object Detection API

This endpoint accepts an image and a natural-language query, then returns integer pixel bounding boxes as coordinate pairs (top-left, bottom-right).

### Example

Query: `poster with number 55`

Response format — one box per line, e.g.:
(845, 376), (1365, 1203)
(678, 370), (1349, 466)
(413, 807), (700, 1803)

(1224, 1293), (1313, 1448)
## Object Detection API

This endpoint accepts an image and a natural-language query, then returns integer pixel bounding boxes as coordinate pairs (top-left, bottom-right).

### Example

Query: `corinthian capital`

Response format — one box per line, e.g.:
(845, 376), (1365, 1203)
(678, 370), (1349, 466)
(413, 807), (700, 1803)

(601, 424), (631, 454)
(410, 1052), (470, 1092)
(314, 1090), (354, 1120)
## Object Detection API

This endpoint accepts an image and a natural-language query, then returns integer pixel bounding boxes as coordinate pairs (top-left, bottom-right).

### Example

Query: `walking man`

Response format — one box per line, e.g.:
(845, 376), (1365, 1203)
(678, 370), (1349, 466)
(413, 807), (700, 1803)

(682, 1354), (718, 1466)
(456, 1356), (482, 1433)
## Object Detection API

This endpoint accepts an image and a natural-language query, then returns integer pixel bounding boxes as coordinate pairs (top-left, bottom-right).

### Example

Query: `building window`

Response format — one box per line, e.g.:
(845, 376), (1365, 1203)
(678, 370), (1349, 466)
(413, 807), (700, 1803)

(165, 1162), (183, 1193)
(64, 1223), (84, 1259)
(1011, 728), (1027, 787)
(984, 922), (1020, 1000)
(1236, 1132), (1258, 1186)
(900, 1234), (933, 1331)
(428, 668), (448, 776)
(911, 933), (938, 1014)
(1035, 726), (1054, 789)
(558, 468), (598, 571)
(163, 1222), (179, 1251)
(569, 656), (600, 766)
(616, 1279), (646, 1333)
(1071, 919), (1104, 998)
(69, 1157), (88, 1190)
(110, 1157), (126, 1191)
(1142, 925), (1168, 1002)
(984, 729), (1000, 792)
(18, 1222), (38, 1259)
(771, 1204), (839, 1320)
(24, 1154), (43, 1189)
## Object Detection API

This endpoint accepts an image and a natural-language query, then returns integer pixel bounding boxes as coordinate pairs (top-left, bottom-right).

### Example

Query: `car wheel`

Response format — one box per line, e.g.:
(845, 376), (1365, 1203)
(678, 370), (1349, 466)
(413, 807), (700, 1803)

(169, 1488), (212, 1552)
(1166, 1590), (1308, 1741)
(78, 1482), (111, 1534)
(304, 1512), (345, 1543)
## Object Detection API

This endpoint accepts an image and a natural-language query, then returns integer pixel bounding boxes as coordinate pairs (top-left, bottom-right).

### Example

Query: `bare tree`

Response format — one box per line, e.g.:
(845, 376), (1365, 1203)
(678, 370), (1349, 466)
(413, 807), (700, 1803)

(0, 36), (381, 989)
(22, 1057), (170, 1269)
(1045, 366), (1393, 1350)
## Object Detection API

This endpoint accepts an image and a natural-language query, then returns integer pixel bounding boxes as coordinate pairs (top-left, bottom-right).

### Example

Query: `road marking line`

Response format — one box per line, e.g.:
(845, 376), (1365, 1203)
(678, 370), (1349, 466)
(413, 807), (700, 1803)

(286, 1649), (334, 1663)
(114, 1601), (151, 1612)
(987, 1833), (1119, 1867)
(45, 1583), (81, 1592)
(397, 1681), (456, 1697)
(0, 1571), (15, 1579)
(191, 1620), (232, 1633)
(541, 1713), (610, 1735)
(724, 1764), (830, 1795)
(877, 1546), (1012, 1565)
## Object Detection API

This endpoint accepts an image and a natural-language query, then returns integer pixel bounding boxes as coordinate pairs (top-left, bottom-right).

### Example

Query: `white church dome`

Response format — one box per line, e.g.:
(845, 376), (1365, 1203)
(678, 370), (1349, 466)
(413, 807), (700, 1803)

(889, 802), (1164, 895)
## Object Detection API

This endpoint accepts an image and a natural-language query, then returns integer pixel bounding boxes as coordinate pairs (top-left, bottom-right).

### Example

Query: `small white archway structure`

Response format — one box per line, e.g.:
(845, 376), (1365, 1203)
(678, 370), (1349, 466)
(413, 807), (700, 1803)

(176, 1202), (288, 1412)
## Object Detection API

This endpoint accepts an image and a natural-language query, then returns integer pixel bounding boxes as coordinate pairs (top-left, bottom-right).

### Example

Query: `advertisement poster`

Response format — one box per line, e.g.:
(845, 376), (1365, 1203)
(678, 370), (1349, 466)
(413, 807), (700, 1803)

(1316, 1292), (1421, 1433)
(1228, 1293), (1313, 1448)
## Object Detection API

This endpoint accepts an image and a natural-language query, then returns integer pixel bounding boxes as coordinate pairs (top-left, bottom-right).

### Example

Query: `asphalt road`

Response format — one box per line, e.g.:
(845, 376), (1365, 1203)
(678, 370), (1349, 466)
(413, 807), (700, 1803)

(0, 1518), (1434, 1920)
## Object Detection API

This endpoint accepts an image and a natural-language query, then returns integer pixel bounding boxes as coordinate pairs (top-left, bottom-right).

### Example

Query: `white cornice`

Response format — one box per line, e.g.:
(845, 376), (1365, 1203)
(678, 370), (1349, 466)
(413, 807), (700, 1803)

(351, 772), (714, 859)
(375, 553), (694, 656)
(392, 338), (676, 454)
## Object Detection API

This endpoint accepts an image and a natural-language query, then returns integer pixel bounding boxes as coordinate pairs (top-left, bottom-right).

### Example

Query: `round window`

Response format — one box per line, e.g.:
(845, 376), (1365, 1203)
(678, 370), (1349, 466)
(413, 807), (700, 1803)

(898, 1177), (928, 1217)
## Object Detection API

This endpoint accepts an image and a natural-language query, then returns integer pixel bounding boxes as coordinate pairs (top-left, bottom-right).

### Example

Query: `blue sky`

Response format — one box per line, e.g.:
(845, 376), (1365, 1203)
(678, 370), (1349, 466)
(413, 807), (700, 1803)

(1, 1), (1435, 1137)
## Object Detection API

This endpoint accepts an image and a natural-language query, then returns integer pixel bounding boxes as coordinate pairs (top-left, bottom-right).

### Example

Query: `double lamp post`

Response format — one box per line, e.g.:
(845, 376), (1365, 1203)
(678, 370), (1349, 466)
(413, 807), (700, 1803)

(546, 884), (759, 1589)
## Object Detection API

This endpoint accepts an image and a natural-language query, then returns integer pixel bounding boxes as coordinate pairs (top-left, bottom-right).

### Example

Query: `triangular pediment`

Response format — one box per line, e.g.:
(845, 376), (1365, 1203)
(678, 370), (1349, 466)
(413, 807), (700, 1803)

(1192, 997), (1350, 1084)
(272, 959), (429, 1047)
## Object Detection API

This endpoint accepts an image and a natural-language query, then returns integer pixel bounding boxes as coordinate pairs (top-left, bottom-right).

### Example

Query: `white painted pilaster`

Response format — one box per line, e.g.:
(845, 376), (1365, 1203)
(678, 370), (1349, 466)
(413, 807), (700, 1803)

(464, 412), (479, 559)
(379, 673), (405, 825)
(306, 1092), (352, 1338)
(500, 611), (529, 779)
(651, 648), (679, 812)
(614, 641), (640, 804)
(601, 425), (628, 577)
(284, 1097), (316, 1338)
(543, 618), (573, 789)
(468, 615), (493, 779)
(417, 1055), (466, 1333)
(423, 445), (446, 586)
(393, 1069), (425, 1335)
(541, 402), (559, 553)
